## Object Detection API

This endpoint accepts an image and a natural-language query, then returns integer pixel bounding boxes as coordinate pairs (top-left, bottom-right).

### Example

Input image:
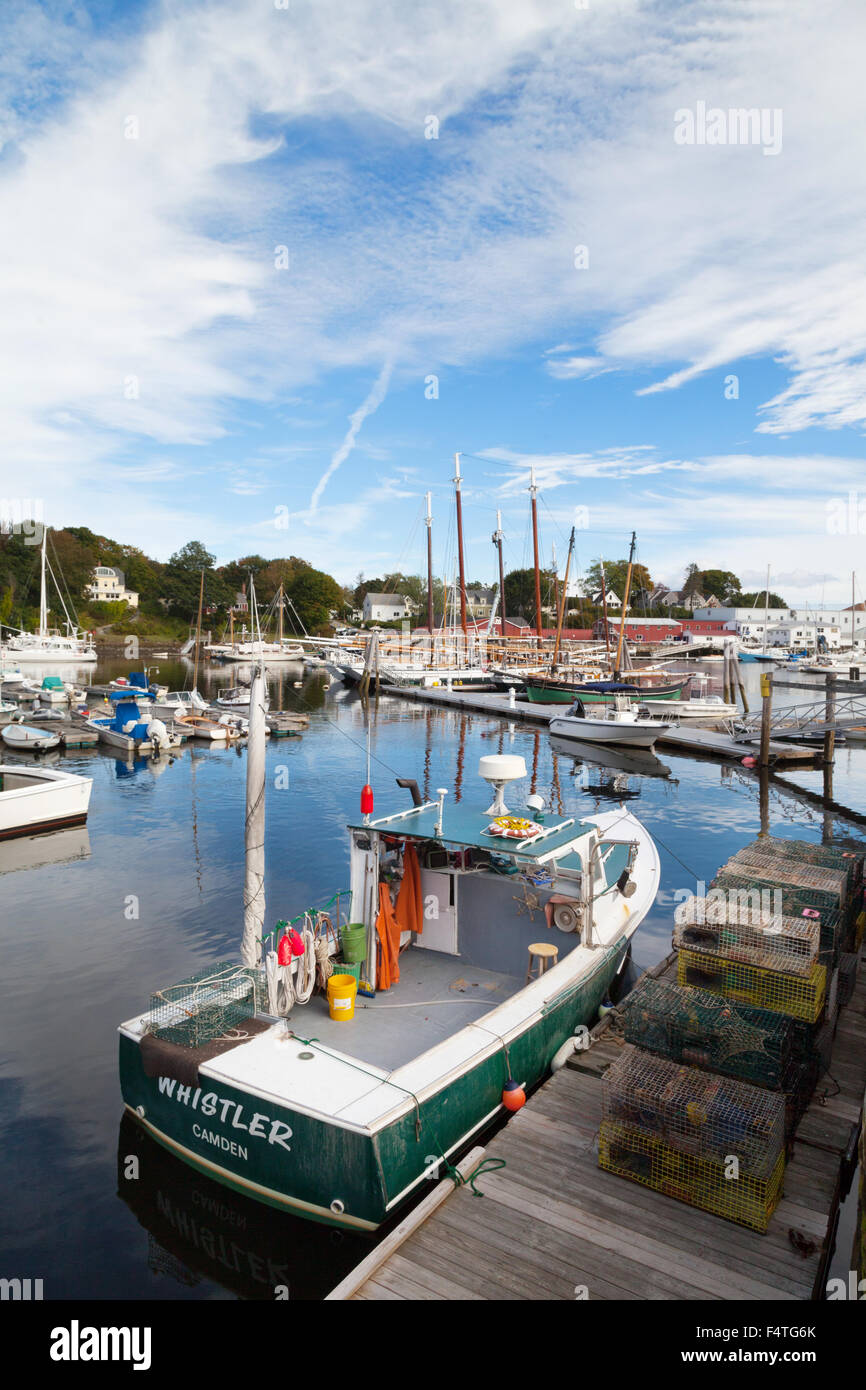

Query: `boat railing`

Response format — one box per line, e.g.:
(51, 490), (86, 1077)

(258, 887), (352, 959)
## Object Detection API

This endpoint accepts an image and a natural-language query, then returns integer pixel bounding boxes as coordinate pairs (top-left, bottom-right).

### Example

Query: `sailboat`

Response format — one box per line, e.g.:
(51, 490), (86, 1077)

(210, 587), (303, 663)
(1, 528), (97, 663)
(738, 564), (777, 663)
(119, 672), (661, 1230)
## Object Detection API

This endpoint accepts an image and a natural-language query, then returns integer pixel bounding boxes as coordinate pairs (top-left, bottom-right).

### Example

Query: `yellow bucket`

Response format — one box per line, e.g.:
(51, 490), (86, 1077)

(327, 973), (358, 1022)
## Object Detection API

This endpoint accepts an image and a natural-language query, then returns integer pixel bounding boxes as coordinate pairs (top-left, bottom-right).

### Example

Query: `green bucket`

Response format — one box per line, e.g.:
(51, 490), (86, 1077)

(341, 924), (368, 964)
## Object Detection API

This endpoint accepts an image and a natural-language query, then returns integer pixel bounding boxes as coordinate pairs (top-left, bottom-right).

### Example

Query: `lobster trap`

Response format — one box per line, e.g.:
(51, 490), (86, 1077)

(147, 962), (268, 1048)
(598, 1047), (786, 1231)
(674, 895), (819, 976)
(623, 979), (794, 1089)
(724, 849), (849, 910)
(598, 1121), (785, 1233)
(710, 872), (847, 965)
(677, 948), (826, 1022)
(746, 838), (863, 891)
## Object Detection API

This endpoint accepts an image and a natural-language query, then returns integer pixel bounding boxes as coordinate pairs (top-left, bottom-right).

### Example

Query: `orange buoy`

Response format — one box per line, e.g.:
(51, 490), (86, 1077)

(502, 1080), (526, 1112)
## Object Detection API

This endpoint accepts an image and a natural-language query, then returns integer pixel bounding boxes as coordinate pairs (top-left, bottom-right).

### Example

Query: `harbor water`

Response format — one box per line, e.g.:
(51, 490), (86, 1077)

(1, 656), (864, 1298)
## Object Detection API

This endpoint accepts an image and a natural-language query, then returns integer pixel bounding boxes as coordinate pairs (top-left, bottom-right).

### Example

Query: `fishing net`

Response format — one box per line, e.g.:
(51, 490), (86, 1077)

(148, 961), (268, 1048)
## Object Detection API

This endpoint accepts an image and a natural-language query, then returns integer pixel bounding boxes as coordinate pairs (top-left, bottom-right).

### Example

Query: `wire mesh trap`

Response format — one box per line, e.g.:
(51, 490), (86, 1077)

(744, 838), (863, 892)
(623, 979), (794, 1089)
(148, 961), (268, 1048)
(677, 948), (826, 1022)
(724, 849), (848, 909)
(674, 895), (819, 976)
(710, 872), (847, 964)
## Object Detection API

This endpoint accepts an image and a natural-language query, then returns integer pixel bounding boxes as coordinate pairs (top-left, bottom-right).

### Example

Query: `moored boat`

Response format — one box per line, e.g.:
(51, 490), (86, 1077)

(119, 733), (660, 1231)
(549, 697), (670, 749)
(1, 721), (61, 752)
(525, 676), (690, 705)
(0, 764), (92, 838)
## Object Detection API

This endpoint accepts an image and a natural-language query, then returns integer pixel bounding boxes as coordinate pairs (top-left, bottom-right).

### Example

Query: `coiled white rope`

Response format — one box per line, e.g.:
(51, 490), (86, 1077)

(264, 924), (317, 1014)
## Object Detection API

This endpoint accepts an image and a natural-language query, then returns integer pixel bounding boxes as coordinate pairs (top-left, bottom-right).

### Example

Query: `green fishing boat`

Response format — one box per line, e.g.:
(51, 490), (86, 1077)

(524, 677), (690, 705)
(119, 726), (660, 1231)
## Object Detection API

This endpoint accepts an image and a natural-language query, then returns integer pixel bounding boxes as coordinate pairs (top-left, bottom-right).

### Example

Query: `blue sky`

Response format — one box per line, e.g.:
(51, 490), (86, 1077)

(1, 0), (865, 605)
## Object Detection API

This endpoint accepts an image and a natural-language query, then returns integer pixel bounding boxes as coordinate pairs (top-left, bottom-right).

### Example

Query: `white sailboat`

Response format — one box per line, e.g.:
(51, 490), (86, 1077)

(1, 528), (97, 663)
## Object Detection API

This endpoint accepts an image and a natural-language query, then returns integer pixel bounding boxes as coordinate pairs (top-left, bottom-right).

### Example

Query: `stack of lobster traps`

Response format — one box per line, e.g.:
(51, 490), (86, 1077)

(599, 835), (866, 1233)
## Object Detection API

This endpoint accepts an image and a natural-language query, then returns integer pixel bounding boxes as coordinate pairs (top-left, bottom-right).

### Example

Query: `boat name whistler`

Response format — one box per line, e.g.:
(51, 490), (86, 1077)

(157, 1077), (293, 1151)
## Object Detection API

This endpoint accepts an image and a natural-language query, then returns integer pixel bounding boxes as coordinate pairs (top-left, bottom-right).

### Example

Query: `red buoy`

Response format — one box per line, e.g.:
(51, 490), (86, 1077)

(288, 929), (305, 957)
(502, 1080), (526, 1112)
(277, 935), (292, 966)
(361, 783), (374, 814)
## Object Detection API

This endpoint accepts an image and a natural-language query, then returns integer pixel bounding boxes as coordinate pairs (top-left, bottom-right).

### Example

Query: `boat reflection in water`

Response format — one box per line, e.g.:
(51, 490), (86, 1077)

(0, 824), (91, 875)
(548, 734), (672, 782)
(116, 1113), (374, 1301)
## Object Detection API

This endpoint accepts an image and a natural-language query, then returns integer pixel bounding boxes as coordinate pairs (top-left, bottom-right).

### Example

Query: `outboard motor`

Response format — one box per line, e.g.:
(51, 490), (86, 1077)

(149, 717), (170, 750)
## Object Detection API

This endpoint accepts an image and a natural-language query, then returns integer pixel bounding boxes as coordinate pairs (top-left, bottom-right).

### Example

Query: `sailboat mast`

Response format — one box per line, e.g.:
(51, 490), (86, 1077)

(193, 569), (204, 691)
(614, 532), (636, 677)
(493, 509), (506, 640)
(39, 527), (48, 638)
(552, 527), (575, 666)
(278, 584), (283, 645)
(764, 563), (771, 654)
(453, 454), (468, 638)
(530, 465), (542, 641)
(600, 557), (611, 661)
(426, 491), (434, 633)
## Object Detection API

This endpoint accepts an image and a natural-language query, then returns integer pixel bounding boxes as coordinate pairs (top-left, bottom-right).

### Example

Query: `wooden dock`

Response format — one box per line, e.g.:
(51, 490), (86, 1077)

(380, 684), (817, 763)
(328, 947), (866, 1301)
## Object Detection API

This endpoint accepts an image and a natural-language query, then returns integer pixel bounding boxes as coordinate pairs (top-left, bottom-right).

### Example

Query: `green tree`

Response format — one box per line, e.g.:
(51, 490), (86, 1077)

(287, 568), (344, 632)
(682, 562), (703, 597)
(740, 591), (787, 608)
(504, 567), (556, 627)
(168, 540), (216, 571)
(583, 559), (653, 608)
(699, 569), (742, 604)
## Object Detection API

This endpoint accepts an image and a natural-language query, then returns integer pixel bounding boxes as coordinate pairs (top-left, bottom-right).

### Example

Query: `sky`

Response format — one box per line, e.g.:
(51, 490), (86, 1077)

(1, 0), (865, 606)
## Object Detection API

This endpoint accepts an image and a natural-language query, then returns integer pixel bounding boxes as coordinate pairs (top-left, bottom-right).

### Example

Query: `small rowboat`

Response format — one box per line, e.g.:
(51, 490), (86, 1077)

(1, 722), (61, 752)
(175, 713), (240, 742)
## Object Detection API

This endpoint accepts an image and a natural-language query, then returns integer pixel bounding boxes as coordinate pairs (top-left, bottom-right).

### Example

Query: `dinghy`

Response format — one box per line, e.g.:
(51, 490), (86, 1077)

(1, 722), (61, 752)
(174, 713), (239, 741)
(0, 764), (92, 838)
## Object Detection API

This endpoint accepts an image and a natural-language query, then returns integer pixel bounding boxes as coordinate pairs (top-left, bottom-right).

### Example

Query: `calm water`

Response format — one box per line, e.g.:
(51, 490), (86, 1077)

(1, 656), (864, 1299)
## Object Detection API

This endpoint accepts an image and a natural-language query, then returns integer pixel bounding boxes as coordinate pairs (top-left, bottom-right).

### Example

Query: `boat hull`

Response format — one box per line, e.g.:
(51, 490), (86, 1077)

(525, 679), (688, 704)
(548, 716), (665, 748)
(0, 766), (92, 837)
(119, 939), (625, 1231)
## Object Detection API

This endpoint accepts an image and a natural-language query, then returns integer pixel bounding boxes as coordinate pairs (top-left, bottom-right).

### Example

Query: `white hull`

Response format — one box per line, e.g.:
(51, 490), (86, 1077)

(549, 715), (668, 748)
(1, 724), (61, 751)
(2, 646), (97, 664)
(0, 765), (92, 837)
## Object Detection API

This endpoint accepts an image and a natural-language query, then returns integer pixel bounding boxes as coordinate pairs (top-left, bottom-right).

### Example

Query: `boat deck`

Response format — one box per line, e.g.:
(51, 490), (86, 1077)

(287, 947), (523, 1073)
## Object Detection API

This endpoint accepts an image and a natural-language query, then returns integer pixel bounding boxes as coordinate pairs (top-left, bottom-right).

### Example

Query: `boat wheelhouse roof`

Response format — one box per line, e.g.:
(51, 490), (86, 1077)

(347, 801), (600, 861)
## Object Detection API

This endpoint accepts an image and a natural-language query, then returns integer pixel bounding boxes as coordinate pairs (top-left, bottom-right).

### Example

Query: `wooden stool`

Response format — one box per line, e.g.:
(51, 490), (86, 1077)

(526, 942), (559, 983)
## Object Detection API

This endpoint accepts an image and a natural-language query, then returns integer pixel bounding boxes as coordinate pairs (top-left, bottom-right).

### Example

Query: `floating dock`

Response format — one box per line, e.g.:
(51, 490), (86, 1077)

(328, 946), (866, 1301)
(379, 685), (817, 763)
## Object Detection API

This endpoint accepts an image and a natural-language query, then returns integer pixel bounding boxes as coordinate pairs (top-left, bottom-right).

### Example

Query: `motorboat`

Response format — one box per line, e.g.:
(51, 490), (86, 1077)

(0, 764), (92, 838)
(148, 689), (210, 719)
(214, 686), (271, 711)
(549, 696), (670, 749)
(85, 695), (181, 757)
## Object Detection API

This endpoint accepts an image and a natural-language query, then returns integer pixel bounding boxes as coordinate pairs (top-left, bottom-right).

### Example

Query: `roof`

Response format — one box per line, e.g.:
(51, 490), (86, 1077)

(363, 592), (410, 606)
(348, 802), (592, 861)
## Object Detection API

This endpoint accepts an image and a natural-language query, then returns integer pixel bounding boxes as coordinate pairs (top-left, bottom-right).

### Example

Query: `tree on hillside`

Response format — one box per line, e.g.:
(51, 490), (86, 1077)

(504, 567), (557, 627)
(168, 540), (216, 571)
(740, 591), (787, 609)
(699, 569), (742, 604)
(583, 559), (653, 607)
(682, 562), (703, 597)
(287, 568), (345, 632)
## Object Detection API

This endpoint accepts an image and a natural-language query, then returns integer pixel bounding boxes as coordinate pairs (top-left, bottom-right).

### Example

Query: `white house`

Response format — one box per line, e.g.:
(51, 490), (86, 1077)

(85, 565), (139, 608)
(765, 621), (842, 650)
(362, 592), (414, 623)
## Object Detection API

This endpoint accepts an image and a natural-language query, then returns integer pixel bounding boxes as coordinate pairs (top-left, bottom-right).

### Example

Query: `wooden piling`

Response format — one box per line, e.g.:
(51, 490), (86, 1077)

(823, 673), (836, 764)
(759, 670), (773, 767)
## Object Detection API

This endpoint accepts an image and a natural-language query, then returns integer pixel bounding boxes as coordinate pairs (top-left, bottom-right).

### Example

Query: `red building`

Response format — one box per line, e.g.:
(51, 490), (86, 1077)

(677, 617), (733, 637)
(595, 617), (682, 642)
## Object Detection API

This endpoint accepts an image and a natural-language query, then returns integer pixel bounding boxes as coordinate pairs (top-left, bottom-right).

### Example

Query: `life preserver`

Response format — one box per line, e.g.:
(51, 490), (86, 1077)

(487, 816), (541, 840)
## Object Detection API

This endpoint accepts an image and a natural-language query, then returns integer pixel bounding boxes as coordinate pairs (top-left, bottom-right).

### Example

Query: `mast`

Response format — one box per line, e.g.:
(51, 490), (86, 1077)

(530, 465), (543, 641)
(426, 491), (434, 634)
(492, 509), (506, 640)
(614, 531), (636, 677)
(241, 578), (266, 967)
(192, 569), (204, 692)
(600, 557), (611, 662)
(552, 527), (575, 666)
(764, 563), (771, 654)
(453, 454), (468, 638)
(39, 526), (48, 638)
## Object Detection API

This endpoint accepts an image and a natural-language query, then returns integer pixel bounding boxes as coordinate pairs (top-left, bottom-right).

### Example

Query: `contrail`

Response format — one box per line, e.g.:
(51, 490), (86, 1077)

(309, 358), (393, 513)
